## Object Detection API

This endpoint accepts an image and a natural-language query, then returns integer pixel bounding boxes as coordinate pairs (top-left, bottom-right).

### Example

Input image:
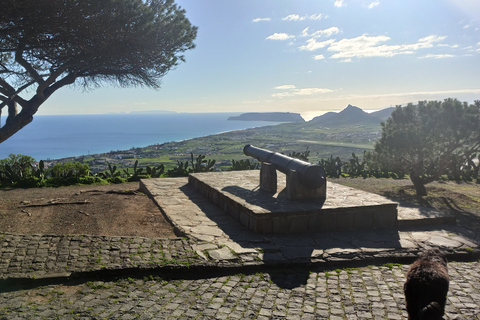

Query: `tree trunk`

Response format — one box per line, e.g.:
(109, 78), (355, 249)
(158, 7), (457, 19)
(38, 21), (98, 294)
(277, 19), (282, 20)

(410, 173), (427, 196)
(0, 107), (34, 143)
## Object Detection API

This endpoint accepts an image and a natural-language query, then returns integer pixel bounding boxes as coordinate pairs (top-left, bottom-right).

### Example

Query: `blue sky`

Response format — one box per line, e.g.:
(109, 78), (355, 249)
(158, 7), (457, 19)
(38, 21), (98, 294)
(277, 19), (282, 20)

(43, 0), (480, 120)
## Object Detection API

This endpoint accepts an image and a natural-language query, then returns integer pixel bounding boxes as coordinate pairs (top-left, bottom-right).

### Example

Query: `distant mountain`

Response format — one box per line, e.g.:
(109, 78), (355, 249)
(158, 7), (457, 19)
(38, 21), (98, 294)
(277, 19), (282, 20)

(309, 104), (382, 127)
(370, 107), (395, 121)
(228, 112), (305, 122)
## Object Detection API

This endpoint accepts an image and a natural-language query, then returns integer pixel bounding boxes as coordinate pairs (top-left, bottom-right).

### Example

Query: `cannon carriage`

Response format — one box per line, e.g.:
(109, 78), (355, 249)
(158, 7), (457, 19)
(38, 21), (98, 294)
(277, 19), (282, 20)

(243, 144), (327, 200)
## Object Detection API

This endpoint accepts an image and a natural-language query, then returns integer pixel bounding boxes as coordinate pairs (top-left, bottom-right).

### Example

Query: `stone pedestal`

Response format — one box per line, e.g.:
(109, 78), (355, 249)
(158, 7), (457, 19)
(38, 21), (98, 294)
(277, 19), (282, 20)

(286, 170), (326, 201)
(260, 163), (326, 201)
(188, 171), (399, 234)
(260, 163), (277, 193)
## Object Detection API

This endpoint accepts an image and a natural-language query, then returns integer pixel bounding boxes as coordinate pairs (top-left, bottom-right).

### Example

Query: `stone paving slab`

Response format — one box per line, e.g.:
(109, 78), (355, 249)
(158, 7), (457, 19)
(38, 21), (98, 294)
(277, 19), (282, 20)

(1, 262), (479, 319)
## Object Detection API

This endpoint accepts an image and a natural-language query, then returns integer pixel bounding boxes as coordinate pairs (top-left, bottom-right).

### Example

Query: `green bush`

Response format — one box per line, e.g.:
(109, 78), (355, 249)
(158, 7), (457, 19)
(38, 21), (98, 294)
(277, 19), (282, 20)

(49, 161), (91, 178)
(227, 159), (260, 171)
(13, 176), (46, 188)
(0, 154), (37, 187)
(107, 176), (128, 184)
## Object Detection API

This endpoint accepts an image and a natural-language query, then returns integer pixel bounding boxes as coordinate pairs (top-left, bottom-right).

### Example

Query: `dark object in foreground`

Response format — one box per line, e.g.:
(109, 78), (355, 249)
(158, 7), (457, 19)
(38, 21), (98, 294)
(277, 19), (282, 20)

(404, 249), (449, 320)
(243, 144), (326, 189)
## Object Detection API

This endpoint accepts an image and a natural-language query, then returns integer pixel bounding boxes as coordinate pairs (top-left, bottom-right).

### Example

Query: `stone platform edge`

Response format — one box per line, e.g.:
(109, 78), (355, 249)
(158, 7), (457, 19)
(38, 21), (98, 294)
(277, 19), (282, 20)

(188, 173), (398, 234)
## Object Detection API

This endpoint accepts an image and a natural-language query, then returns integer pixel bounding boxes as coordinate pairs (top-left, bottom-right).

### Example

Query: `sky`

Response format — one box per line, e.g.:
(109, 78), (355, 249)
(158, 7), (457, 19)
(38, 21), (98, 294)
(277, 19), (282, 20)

(41, 0), (480, 120)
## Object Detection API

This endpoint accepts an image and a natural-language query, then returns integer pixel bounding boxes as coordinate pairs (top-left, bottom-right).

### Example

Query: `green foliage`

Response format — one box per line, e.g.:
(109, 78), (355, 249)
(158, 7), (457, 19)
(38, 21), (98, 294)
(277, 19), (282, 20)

(165, 154), (215, 177)
(228, 159), (260, 171)
(123, 160), (144, 179)
(0, 0), (197, 142)
(106, 176), (127, 184)
(167, 160), (190, 177)
(319, 156), (343, 178)
(49, 162), (91, 178)
(0, 155), (109, 188)
(372, 99), (480, 196)
(99, 162), (121, 179)
(146, 164), (165, 178)
(32, 160), (46, 179)
(0, 154), (36, 185)
(344, 153), (365, 177)
(45, 175), (106, 187)
(288, 148), (310, 162)
(189, 153), (216, 173)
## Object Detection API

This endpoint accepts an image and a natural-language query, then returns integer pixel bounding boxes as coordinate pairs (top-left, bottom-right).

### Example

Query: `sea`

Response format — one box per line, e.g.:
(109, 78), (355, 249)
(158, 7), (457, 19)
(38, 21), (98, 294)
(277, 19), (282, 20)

(0, 113), (282, 161)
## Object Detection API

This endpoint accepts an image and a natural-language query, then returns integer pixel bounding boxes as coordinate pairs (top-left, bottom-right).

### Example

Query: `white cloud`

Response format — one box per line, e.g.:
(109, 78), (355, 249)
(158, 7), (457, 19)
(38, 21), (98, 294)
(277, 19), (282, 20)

(299, 38), (336, 51)
(368, 1), (380, 9)
(266, 33), (294, 40)
(334, 0), (345, 7)
(282, 13), (325, 22)
(302, 27), (340, 38)
(252, 17), (271, 22)
(327, 34), (448, 59)
(421, 54), (455, 59)
(283, 14), (305, 21)
(438, 43), (459, 48)
(310, 27), (340, 38)
(275, 85), (296, 90)
(418, 35), (446, 43)
(272, 86), (333, 98)
(314, 54), (325, 60)
(309, 13), (324, 20)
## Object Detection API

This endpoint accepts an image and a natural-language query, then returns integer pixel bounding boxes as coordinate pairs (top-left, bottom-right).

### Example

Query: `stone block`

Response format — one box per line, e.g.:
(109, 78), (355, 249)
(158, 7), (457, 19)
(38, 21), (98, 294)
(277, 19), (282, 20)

(318, 212), (336, 232)
(232, 203), (241, 221)
(288, 214), (309, 233)
(354, 210), (373, 230)
(333, 211), (353, 231)
(240, 212), (250, 231)
(307, 213), (321, 232)
(285, 171), (326, 201)
(373, 205), (398, 228)
(227, 200), (235, 219)
(256, 217), (273, 234)
(272, 216), (289, 234)
(211, 190), (219, 206)
(260, 163), (277, 193)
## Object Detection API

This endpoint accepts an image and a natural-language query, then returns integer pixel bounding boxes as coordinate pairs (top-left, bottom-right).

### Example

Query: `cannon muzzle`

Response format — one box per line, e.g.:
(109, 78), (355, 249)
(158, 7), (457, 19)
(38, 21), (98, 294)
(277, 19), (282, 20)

(243, 144), (326, 189)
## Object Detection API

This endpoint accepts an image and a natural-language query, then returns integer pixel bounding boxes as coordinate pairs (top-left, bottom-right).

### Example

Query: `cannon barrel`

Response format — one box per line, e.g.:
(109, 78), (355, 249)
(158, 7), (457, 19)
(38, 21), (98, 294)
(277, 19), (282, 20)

(243, 144), (326, 189)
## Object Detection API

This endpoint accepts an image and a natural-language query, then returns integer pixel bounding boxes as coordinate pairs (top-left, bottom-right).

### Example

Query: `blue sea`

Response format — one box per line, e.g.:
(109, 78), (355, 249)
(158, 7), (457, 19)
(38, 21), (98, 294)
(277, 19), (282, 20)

(0, 113), (281, 160)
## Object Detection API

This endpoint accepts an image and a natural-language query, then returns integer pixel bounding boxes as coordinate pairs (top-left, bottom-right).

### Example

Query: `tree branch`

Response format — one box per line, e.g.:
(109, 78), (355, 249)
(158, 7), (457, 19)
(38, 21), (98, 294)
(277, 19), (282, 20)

(14, 48), (45, 91)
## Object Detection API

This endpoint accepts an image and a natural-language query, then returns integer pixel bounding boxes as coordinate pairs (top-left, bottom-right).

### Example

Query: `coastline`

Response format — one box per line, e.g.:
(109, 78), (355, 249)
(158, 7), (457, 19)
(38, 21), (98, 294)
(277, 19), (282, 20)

(0, 113), (282, 161)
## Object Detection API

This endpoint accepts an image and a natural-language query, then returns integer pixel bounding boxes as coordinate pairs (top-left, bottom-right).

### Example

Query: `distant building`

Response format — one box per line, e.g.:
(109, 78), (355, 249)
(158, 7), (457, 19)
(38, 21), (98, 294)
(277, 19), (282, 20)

(114, 154), (137, 159)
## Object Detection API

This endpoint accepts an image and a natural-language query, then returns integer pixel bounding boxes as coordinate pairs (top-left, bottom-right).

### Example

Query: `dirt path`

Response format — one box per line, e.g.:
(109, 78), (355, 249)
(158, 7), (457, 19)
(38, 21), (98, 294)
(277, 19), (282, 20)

(0, 182), (177, 238)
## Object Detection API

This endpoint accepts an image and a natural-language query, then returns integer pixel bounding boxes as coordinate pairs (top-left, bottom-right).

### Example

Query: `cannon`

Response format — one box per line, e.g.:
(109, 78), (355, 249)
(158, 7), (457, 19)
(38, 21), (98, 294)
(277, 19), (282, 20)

(243, 145), (326, 200)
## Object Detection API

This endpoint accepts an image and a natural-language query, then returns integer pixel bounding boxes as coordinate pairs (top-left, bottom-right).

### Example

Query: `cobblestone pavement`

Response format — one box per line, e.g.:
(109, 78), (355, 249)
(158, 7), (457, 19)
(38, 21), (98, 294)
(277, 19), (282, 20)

(0, 233), (200, 280)
(1, 261), (479, 319)
(1, 176), (480, 319)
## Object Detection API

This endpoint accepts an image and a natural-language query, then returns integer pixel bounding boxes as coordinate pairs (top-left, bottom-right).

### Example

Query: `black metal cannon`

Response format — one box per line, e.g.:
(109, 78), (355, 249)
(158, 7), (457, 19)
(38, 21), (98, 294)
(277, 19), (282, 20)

(243, 144), (326, 191)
